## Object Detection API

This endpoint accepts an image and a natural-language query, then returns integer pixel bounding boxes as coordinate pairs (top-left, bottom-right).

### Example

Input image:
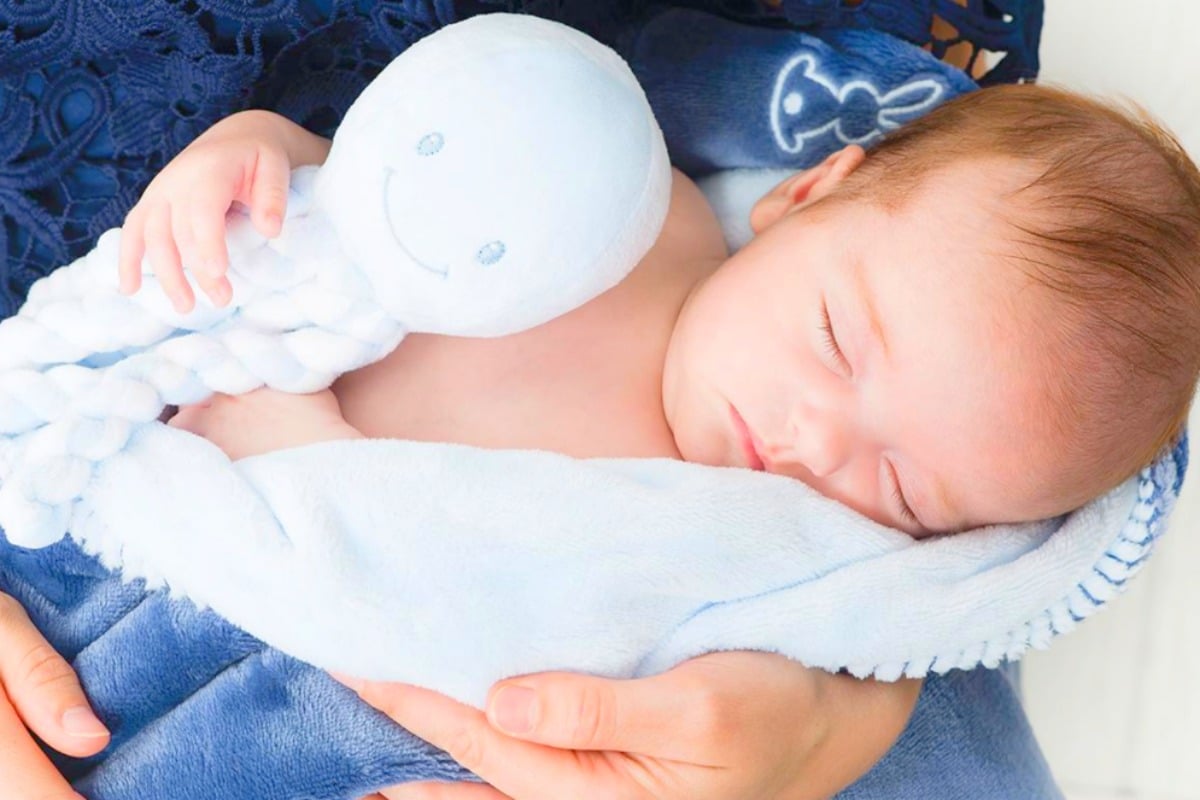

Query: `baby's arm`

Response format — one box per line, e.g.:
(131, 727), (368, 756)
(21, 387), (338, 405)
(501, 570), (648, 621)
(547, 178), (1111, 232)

(118, 110), (332, 313)
(168, 389), (363, 462)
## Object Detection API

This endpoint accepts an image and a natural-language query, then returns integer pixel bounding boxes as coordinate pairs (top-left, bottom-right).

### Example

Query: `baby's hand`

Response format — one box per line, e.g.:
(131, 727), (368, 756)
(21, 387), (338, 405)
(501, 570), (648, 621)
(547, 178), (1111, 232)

(118, 110), (295, 313)
(168, 388), (363, 461)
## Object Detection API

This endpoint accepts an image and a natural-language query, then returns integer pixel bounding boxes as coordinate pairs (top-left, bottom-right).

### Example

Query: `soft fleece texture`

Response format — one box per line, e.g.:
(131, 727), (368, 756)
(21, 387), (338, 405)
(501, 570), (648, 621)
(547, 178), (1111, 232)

(615, 6), (978, 175)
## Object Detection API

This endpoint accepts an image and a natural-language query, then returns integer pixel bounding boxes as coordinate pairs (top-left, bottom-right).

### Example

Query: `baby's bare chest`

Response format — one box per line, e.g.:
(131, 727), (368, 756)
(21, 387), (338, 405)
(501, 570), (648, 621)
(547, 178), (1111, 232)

(332, 265), (690, 460)
(331, 169), (726, 460)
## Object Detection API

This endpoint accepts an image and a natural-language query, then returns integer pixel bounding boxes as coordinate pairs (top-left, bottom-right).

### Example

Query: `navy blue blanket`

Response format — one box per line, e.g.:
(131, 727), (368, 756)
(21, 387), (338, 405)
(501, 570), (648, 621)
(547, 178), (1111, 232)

(2, 538), (465, 798)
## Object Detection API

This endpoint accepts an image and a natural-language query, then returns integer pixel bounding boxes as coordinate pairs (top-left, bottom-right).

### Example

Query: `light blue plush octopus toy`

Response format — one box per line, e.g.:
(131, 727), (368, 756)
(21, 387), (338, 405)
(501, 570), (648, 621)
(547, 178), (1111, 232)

(0, 13), (671, 548)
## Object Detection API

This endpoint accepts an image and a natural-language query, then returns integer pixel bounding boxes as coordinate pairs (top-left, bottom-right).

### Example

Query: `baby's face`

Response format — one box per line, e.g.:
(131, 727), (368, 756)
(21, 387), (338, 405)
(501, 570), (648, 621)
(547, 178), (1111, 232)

(663, 156), (1076, 535)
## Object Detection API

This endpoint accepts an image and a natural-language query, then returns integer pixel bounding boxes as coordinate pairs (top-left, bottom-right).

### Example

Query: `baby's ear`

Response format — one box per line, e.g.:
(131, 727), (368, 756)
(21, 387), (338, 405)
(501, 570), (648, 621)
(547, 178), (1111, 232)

(749, 146), (866, 234)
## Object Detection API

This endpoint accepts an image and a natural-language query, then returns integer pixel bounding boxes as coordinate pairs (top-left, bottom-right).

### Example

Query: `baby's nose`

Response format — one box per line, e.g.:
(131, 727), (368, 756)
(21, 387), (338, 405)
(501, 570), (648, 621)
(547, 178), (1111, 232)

(784, 408), (850, 478)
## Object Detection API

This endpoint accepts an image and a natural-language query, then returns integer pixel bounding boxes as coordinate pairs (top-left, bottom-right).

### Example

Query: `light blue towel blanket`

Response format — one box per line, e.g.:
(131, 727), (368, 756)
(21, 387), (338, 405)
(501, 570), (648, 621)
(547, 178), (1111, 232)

(0, 11), (1186, 800)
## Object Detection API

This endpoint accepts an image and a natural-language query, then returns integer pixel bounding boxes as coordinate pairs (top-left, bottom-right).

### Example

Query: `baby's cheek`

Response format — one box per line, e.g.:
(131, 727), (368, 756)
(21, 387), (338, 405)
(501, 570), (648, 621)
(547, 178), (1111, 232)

(806, 460), (893, 528)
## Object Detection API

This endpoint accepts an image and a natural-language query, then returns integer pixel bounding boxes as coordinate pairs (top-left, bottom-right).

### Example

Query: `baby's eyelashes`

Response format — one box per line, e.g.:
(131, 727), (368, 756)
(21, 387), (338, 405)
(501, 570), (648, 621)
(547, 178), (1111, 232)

(818, 300), (852, 377)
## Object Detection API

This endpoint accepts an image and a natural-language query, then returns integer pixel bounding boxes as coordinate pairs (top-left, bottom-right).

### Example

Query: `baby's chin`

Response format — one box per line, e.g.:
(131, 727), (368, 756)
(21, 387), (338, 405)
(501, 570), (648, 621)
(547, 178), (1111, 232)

(665, 411), (733, 470)
(669, 429), (721, 469)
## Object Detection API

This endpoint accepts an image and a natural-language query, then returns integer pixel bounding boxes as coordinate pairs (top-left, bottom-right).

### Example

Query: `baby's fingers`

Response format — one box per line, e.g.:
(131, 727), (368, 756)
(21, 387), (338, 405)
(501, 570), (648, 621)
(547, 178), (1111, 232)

(171, 204), (199, 277)
(145, 203), (194, 314)
(248, 145), (290, 238)
(180, 195), (233, 308)
(118, 208), (147, 296)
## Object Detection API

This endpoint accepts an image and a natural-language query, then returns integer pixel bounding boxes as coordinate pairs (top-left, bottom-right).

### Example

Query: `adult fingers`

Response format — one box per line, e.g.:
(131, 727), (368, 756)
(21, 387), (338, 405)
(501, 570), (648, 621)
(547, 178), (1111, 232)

(145, 203), (193, 313)
(248, 146), (289, 238)
(377, 781), (511, 800)
(341, 679), (630, 800)
(0, 594), (109, 759)
(0, 687), (86, 800)
(483, 668), (705, 762)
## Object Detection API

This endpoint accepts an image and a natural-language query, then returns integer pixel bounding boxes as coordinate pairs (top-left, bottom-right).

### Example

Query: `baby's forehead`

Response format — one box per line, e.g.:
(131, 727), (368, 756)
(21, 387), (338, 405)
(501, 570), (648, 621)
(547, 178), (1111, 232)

(857, 217), (1070, 502)
(911, 339), (1083, 526)
(906, 156), (1041, 223)
(843, 148), (1022, 212)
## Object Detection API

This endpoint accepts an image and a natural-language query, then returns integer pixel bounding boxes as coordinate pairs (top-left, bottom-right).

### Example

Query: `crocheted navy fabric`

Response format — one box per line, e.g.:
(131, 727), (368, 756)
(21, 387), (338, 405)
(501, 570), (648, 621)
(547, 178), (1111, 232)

(0, 0), (456, 319)
(0, 0), (1041, 318)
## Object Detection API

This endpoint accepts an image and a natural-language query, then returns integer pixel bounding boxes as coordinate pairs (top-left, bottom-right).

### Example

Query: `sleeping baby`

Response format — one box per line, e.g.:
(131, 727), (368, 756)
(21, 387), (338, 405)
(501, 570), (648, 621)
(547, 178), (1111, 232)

(121, 82), (1200, 539)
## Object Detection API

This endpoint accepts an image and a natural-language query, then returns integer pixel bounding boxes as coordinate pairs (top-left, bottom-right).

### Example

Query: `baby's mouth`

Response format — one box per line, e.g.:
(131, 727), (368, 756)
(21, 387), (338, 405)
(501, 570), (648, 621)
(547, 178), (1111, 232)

(729, 404), (766, 471)
(382, 168), (449, 278)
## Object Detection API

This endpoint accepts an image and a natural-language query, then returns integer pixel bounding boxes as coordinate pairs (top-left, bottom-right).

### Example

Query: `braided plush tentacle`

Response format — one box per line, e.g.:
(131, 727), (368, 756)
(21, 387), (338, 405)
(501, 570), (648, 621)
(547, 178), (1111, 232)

(0, 175), (406, 547)
(0, 170), (345, 373)
(0, 325), (405, 547)
(0, 13), (670, 558)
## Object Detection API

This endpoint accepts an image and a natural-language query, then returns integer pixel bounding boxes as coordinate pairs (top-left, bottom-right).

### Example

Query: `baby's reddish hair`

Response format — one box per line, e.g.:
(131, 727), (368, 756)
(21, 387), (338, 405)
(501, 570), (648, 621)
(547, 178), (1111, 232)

(831, 84), (1200, 496)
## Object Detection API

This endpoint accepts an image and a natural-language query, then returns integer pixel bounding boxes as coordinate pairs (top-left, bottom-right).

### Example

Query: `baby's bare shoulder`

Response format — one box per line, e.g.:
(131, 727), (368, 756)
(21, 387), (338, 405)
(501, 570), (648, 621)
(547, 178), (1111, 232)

(650, 168), (729, 270)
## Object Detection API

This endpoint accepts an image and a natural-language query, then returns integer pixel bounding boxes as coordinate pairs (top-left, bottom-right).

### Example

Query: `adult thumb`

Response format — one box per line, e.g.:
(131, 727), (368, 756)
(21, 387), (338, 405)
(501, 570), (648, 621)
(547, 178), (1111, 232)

(0, 594), (109, 758)
(484, 671), (689, 756)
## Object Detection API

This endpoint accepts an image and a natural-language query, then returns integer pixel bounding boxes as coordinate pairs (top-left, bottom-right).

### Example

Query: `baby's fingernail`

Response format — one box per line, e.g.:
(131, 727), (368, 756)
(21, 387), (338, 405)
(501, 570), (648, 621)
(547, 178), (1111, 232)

(62, 706), (109, 738)
(213, 281), (232, 306)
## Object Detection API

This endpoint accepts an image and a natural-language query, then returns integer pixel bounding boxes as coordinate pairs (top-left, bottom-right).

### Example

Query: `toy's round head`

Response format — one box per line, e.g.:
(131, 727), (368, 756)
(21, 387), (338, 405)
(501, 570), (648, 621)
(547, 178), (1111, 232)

(314, 14), (672, 337)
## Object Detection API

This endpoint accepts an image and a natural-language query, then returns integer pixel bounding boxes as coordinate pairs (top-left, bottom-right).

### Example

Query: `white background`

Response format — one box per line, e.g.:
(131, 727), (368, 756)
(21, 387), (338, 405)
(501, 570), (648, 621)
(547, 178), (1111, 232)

(1023, 2), (1200, 799)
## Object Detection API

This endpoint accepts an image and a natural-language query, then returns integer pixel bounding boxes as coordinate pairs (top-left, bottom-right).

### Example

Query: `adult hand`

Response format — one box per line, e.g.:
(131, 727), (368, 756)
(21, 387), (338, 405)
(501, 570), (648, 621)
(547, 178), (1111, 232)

(0, 590), (109, 799)
(337, 651), (921, 800)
